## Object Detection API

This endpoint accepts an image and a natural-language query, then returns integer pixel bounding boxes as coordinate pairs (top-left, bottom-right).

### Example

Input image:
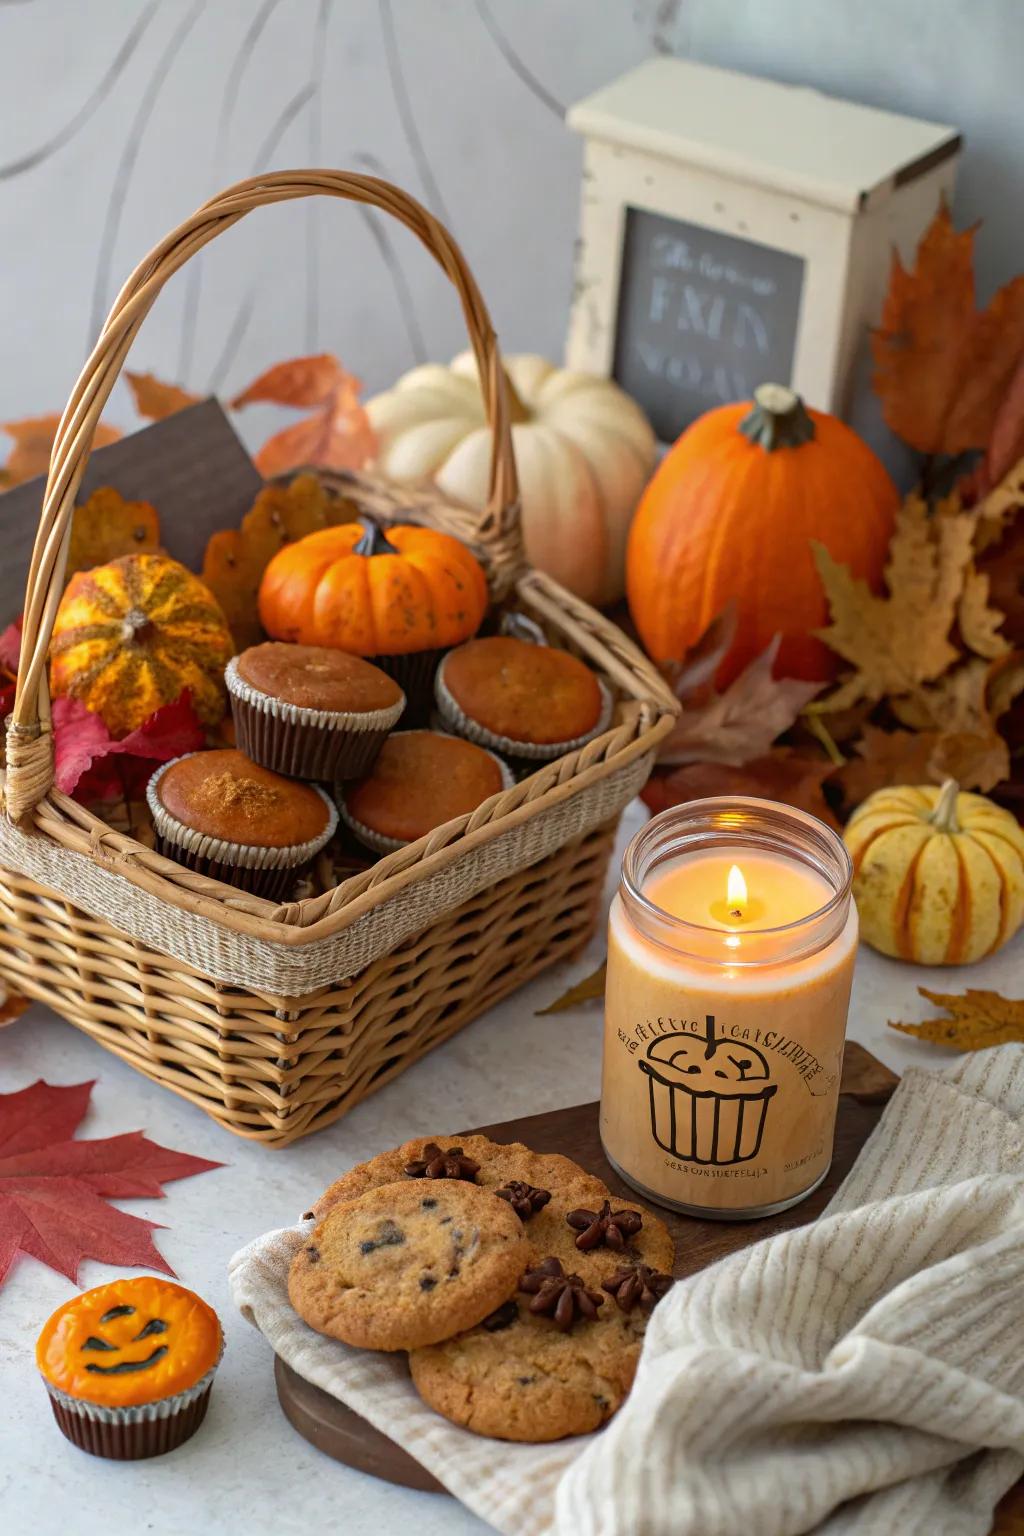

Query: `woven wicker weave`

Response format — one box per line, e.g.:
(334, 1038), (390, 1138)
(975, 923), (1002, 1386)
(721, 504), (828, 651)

(0, 171), (676, 1145)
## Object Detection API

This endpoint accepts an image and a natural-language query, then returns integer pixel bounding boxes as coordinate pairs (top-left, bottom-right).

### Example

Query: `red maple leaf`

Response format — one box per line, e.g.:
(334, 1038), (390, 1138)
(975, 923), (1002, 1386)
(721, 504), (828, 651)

(52, 691), (206, 802)
(0, 1080), (222, 1287)
(0, 614), (21, 676)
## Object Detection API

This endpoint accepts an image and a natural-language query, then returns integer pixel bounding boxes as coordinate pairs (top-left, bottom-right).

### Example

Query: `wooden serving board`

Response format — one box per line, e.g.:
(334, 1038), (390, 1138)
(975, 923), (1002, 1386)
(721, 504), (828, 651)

(274, 1042), (914, 1494)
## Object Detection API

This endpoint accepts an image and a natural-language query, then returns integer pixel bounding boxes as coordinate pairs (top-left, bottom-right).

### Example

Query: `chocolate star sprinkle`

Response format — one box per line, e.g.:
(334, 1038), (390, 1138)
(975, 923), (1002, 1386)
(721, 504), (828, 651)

(602, 1263), (674, 1314)
(566, 1198), (643, 1252)
(519, 1257), (605, 1332)
(403, 1143), (480, 1181)
(495, 1180), (551, 1221)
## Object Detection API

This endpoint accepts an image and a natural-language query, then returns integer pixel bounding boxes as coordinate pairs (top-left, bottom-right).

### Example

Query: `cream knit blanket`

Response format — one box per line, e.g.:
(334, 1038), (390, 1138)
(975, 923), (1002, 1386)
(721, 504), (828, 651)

(229, 1046), (1024, 1535)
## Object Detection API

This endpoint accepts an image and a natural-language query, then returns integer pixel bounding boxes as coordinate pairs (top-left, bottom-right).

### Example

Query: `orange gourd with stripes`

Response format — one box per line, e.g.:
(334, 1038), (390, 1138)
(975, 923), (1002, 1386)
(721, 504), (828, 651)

(626, 384), (899, 684)
(843, 780), (1024, 965)
(50, 553), (233, 736)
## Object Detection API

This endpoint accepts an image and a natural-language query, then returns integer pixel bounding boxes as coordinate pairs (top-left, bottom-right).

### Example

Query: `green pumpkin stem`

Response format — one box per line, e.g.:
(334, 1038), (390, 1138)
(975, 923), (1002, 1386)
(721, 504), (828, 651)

(929, 778), (961, 835)
(354, 515), (400, 557)
(739, 384), (816, 451)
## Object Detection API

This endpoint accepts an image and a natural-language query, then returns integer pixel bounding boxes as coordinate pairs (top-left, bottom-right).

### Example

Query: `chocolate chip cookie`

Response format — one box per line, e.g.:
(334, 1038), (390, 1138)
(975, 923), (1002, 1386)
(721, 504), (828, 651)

(409, 1284), (648, 1442)
(309, 1133), (675, 1285)
(289, 1179), (530, 1352)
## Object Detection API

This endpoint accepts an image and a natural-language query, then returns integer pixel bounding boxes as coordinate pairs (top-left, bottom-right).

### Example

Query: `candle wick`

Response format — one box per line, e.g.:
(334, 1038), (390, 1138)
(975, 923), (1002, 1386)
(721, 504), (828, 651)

(729, 907), (743, 919)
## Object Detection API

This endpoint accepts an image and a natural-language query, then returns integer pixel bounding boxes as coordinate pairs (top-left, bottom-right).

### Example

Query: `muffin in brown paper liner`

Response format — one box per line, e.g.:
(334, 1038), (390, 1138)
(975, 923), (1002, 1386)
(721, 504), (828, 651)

(337, 730), (514, 854)
(226, 647), (405, 781)
(434, 636), (612, 765)
(147, 749), (337, 901)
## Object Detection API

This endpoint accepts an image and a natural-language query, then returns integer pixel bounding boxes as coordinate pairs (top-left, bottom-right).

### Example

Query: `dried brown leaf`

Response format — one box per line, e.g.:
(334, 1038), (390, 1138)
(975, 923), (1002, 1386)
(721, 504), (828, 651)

(958, 565), (1009, 658)
(253, 387), (377, 479)
(815, 493), (975, 711)
(126, 371), (201, 421)
(889, 987), (1024, 1051)
(661, 602), (738, 704)
(1, 415), (121, 488)
(872, 202), (1024, 456)
(834, 725), (941, 812)
(201, 473), (349, 650)
(535, 962), (606, 1015)
(231, 354), (349, 410)
(643, 749), (839, 829)
(67, 486), (161, 576)
(659, 635), (822, 767)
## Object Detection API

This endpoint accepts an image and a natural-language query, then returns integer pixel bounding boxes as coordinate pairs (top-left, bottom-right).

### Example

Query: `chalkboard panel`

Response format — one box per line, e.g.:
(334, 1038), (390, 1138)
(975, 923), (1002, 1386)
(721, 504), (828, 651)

(612, 207), (806, 443)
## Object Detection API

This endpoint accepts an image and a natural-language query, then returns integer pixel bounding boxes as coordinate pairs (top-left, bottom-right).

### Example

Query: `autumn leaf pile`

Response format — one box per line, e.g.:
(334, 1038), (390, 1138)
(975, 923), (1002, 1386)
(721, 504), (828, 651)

(646, 203), (1024, 826)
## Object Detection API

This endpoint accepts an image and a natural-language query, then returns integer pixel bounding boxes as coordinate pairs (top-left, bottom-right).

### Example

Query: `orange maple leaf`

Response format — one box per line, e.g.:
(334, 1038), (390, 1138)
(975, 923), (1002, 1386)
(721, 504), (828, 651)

(232, 355), (377, 479)
(126, 371), (201, 421)
(231, 354), (349, 410)
(873, 202), (1024, 456)
(1, 415), (121, 488)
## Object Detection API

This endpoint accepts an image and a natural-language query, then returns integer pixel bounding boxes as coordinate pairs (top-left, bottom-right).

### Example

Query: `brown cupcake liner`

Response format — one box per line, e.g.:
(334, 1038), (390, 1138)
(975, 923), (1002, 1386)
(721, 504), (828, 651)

(47, 1382), (212, 1459)
(369, 647), (449, 726)
(225, 658), (404, 782)
(434, 657), (614, 762)
(146, 758), (338, 901)
(336, 733), (515, 855)
(42, 1355), (220, 1460)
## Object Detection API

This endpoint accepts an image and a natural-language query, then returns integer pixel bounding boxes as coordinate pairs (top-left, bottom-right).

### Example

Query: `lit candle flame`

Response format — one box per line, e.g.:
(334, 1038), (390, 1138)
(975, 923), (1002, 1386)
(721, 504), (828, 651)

(727, 863), (747, 918)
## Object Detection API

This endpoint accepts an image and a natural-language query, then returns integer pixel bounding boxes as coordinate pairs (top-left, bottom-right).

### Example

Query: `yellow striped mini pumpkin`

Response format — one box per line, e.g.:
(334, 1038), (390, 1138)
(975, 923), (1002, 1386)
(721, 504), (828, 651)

(50, 553), (233, 736)
(844, 780), (1024, 965)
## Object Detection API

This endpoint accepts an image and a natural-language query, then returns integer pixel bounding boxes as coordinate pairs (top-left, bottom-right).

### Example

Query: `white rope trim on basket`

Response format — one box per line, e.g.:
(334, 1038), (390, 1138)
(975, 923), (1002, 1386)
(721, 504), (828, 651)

(337, 735), (515, 855)
(224, 657), (407, 734)
(146, 758), (338, 871)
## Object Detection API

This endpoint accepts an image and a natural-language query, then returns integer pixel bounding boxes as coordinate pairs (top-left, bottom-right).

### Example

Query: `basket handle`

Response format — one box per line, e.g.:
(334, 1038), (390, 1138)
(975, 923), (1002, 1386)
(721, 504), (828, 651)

(5, 170), (521, 821)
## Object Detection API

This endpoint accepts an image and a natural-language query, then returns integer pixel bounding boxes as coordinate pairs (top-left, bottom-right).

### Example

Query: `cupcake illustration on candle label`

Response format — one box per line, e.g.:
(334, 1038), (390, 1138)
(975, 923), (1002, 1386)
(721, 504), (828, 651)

(640, 1015), (777, 1166)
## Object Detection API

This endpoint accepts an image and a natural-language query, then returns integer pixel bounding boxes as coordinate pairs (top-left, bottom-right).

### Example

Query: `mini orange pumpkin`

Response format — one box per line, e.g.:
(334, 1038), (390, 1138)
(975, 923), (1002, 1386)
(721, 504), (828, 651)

(36, 1276), (222, 1409)
(626, 384), (900, 684)
(258, 516), (489, 657)
(50, 553), (234, 735)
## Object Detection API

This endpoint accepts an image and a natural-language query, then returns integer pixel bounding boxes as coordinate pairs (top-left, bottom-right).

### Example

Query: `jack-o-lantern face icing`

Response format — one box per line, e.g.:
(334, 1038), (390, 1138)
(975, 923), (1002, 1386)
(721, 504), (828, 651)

(36, 1277), (222, 1408)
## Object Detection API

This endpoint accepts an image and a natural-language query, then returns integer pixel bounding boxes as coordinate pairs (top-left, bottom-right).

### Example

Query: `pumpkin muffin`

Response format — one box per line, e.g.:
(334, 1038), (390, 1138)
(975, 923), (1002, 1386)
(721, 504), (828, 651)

(226, 643), (405, 781)
(36, 1276), (223, 1459)
(147, 747), (337, 900)
(338, 730), (513, 853)
(435, 635), (611, 761)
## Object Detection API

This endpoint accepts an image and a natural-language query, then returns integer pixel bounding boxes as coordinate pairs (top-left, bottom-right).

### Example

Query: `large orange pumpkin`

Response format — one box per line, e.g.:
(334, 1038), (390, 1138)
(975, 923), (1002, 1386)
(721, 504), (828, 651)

(626, 384), (899, 683)
(258, 516), (489, 656)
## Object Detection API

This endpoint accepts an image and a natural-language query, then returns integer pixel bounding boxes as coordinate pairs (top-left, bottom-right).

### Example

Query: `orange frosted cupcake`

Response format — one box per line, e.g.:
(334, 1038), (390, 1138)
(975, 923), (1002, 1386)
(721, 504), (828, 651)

(338, 730), (513, 853)
(226, 643), (405, 781)
(36, 1277), (223, 1459)
(147, 748), (337, 900)
(435, 636), (611, 762)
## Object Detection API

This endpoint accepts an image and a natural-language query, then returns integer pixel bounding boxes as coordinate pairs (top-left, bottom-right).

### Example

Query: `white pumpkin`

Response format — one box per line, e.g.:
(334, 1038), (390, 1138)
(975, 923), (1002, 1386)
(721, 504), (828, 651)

(365, 353), (657, 606)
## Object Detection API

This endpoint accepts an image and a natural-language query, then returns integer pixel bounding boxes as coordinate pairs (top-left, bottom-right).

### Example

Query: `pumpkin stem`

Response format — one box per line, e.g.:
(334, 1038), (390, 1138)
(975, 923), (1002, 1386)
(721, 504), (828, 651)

(120, 607), (156, 646)
(353, 515), (400, 557)
(501, 368), (530, 426)
(929, 778), (961, 834)
(739, 384), (816, 451)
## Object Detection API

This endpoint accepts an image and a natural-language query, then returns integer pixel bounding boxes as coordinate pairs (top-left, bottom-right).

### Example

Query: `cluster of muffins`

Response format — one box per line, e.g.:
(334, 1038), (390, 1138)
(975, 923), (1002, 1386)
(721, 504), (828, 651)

(147, 623), (612, 903)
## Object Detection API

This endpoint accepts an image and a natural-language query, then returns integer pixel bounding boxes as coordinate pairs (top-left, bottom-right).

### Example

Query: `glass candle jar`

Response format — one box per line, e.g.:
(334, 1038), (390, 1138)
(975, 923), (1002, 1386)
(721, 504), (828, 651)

(601, 797), (857, 1219)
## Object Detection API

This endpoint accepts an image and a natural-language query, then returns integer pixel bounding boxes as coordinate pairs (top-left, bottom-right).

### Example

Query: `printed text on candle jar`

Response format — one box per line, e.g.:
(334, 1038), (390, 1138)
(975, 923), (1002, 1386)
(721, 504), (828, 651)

(622, 1016), (836, 1096)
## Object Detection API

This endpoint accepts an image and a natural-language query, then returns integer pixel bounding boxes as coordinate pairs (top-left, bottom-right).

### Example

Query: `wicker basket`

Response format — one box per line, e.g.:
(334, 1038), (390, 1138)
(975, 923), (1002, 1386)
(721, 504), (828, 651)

(0, 170), (676, 1146)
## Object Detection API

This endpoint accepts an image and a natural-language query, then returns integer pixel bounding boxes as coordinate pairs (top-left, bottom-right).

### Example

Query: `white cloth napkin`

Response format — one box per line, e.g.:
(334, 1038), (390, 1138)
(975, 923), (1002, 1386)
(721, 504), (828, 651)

(229, 1046), (1024, 1536)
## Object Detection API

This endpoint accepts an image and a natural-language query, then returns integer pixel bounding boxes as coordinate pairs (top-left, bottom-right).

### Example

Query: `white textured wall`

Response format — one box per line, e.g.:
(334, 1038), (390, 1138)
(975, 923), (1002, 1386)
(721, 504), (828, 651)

(0, 0), (1019, 448)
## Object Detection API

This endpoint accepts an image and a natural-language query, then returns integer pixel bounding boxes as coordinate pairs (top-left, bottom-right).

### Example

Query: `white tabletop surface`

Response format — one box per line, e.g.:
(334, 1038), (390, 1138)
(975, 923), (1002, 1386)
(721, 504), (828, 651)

(2, 797), (1021, 1536)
